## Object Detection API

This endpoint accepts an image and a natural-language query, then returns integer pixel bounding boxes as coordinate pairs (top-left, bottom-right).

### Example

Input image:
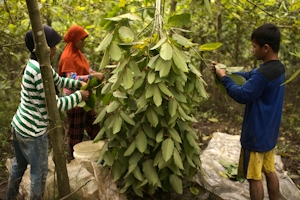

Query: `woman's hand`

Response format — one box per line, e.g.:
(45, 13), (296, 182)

(80, 90), (89, 101)
(90, 72), (105, 81)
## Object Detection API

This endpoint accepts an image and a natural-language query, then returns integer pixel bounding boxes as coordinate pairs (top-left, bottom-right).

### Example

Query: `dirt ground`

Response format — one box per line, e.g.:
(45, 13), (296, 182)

(1, 82), (300, 200)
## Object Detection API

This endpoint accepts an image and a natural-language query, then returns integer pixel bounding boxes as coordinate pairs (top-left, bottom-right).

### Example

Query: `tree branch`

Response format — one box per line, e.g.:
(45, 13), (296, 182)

(4, 0), (14, 24)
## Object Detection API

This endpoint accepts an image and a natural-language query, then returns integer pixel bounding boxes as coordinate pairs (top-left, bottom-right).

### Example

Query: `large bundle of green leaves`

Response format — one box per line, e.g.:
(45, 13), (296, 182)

(93, 12), (209, 196)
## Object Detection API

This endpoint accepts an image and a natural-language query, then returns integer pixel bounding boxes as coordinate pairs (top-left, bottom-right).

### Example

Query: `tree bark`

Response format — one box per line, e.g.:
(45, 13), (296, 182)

(215, 1), (222, 63)
(170, 0), (177, 14)
(155, 0), (163, 38)
(25, 0), (71, 199)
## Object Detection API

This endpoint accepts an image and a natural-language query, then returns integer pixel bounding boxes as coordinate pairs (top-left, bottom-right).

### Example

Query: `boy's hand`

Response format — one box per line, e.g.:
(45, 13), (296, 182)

(216, 68), (227, 78)
(211, 61), (227, 78)
(210, 61), (217, 74)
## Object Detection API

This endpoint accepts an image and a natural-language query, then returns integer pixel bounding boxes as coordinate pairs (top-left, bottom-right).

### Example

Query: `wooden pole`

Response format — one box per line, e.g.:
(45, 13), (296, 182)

(25, 0), (71, 199)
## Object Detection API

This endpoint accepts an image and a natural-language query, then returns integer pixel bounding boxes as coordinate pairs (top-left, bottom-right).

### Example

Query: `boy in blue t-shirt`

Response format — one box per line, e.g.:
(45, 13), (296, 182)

(212, 23), (284, 200)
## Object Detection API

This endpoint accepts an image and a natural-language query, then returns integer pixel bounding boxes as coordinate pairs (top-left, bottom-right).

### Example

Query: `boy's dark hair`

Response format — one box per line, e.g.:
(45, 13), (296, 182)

(251, 23), (281, 53)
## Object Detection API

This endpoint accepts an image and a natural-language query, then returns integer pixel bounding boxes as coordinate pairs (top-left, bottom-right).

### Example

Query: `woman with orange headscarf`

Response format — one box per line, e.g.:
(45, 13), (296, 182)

(58, 25), (104, 160)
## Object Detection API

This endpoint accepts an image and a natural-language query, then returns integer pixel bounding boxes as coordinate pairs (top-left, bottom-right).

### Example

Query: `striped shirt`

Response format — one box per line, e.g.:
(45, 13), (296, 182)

(12, 59), (83, 137)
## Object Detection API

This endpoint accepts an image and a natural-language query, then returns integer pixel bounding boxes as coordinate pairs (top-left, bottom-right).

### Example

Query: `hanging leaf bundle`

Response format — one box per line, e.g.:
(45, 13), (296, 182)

(93, 11), (210, 197)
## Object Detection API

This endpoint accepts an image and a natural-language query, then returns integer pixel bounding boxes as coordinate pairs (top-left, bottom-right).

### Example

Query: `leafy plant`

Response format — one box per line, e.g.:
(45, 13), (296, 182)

(91, 7), (221, 196)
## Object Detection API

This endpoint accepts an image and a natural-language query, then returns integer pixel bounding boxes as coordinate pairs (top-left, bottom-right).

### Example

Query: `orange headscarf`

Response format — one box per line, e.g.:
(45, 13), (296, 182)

(58, 25), (89, 76)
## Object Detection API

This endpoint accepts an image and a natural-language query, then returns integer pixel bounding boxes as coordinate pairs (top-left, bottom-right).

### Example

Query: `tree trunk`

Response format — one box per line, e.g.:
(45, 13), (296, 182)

(234, 22), (240, 65)
(25, 0), (71, 199)
(170, 0), (177, 14)
(155, 0), (163, 38)
(215, 1), (222, 63)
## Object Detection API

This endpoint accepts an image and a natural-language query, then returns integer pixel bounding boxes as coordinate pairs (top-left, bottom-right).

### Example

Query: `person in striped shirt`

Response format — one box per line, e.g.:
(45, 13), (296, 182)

(6, 25), (89, 200)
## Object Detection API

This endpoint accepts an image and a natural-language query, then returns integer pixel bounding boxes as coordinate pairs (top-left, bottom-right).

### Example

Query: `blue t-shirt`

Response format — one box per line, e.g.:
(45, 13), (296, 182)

(221, 60), (285, 152)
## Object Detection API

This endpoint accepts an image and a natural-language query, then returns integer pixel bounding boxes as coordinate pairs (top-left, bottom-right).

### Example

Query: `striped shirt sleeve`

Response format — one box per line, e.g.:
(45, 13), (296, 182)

(56, 90), (83, 111)
(52, 68), (81, 89)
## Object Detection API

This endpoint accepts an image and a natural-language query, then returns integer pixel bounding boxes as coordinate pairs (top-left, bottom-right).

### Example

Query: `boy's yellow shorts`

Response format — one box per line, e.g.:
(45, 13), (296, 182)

(237, 147), (275, 180)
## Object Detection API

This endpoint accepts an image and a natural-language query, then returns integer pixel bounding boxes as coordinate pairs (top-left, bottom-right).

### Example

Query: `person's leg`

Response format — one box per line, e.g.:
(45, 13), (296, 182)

(248, 179), (264, 200)
(263, 149), (279, 200)
(85, 109), (100, 140)
(67, 107), (85, 158)
(264, 172), (279, 200)
(28, 133), (48, 200)
(246, 150), (264, 200)
(7, 128), (28, 200)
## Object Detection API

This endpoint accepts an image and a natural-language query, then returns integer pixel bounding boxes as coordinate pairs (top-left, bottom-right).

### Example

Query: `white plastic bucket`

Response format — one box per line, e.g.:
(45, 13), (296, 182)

(73, 140), (105, 161)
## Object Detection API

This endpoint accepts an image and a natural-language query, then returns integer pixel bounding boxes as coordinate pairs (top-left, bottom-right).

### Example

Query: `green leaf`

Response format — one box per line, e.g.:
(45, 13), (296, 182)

(113, 90), (127, 99)
(153, 85), (162, 107)
(168, 13), (191, 27)
(124, 163), (137, 178)
(162, 138), (174, 162)
(77, 101), (86, 108)
(123, 68), (134, 89)
(142, 123), (156, 140)
(112, 160), (123, 181)
(204, 0), (212, 15)
(93, 127), (106, 143)
(109, 41), (122, 61)
(159, 60), (172, 78)
(147, 70), (156, 84)
(168, 128), (182, 143)
(169, 174), (183, 194)
(173, 149), (184, 170)
(146, 107), (159, 127)
(124, 140), (136, 156)
(113, 115), (122, 134)
(129, 60), (142, 76)
(156, 129), (164, 143)
(120, 110), (135, 125)
(103, 151), (114, 166)
(129, 151), (143, 164)
(146, 84), (155, 99)
(96, 33), (113, 52)
(188, 63), (201, 77)
(228, 74), (246, 86)
(101, 83), (112, 94)
(147, 55), (159, 69)
(142, 159), (160, 186)
(150, 36), (167, 50)
(281, 69), (300, 85)
(168, 98), (178, 117)
(172, 46), (188, 72)
(105, 13), (141, 21)
(99, 49), (109, 70)
(132, 77), (145, 90)
(199, 42), (223, 51)
(136, 130), (148, 153)
(186, 132), (199, 149)
(215, 63), (227, 69)
(160, 42), (173, 60)
(106, 101), (120, 113)
(118, 26), (134, 43)
(172, 34), (194, 47)
(94, 107), (107, 124)
(112, 59), (128, 74)
(158, 82), (173, 97)
(226, 66), (244, 73)
(133, 166), (144, 181)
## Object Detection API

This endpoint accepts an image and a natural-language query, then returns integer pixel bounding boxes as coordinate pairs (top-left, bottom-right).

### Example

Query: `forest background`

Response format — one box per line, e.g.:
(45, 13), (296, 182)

(1, 0), (300, 199)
